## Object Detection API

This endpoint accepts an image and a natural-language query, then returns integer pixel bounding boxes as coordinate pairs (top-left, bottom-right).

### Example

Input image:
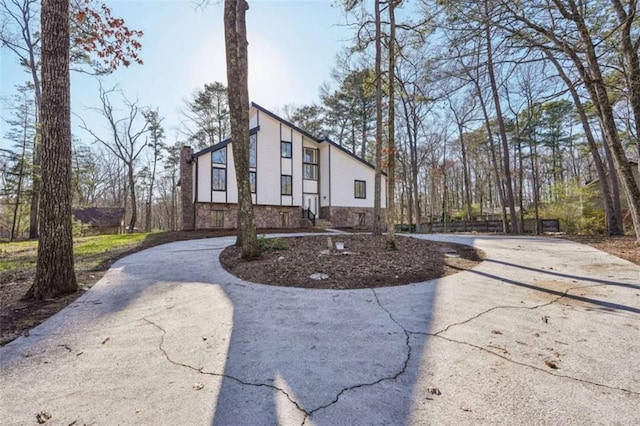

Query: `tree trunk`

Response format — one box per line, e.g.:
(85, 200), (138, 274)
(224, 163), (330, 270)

(473, 78), (507, 232)
(225, 0), (260, 259)
(544, 50), (622, 235)
(29, 0), (77, 299)
(484, 0), (519, 233)
(611, 0), (640, 161)
(561, 1), (640, 239)
(11, 100), (29, 241)
(146, 152), (158, 231)
(373, 0), (383, 236)
(29, 127), (40, 239)
(398, 84), (422, 232)
(28, 9), (42, 240)
(386, 0), (397, 250)
(127, 164), (136, 231)
(458, 122), (472, 220)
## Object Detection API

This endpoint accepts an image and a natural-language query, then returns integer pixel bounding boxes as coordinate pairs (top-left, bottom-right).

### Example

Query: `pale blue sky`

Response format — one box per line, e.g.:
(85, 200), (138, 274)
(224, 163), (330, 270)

(1, 0), (355, 147)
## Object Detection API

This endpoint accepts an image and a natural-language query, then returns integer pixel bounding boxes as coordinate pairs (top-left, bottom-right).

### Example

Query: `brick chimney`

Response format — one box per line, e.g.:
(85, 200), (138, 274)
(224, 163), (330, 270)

(180, 145), (195, 230)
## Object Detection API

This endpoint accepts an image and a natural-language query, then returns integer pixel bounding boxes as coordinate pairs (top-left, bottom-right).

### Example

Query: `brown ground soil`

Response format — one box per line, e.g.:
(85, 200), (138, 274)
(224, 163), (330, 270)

(1, 232), (637, 347)
(220, 235), (485, 289)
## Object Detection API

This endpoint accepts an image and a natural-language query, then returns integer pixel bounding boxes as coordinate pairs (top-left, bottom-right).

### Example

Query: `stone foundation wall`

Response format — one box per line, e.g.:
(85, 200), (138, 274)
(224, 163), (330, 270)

(195, 203), (303, 229)
(322, 206), (385, 230)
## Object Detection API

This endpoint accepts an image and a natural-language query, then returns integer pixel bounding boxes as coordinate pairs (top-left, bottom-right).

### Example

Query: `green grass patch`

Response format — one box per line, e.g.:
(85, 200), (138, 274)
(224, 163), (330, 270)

(0, 240), (38, 272)
(0, 232), (157, 273)
(73, 233), (152, 257)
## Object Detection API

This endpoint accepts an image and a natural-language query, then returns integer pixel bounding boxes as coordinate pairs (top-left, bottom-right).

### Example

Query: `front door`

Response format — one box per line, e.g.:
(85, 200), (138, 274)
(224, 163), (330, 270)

(304, 194), (318, 216)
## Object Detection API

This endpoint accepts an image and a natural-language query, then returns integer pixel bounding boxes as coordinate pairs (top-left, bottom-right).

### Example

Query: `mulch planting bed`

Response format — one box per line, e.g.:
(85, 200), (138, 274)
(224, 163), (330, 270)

(220, 234), (485, 289)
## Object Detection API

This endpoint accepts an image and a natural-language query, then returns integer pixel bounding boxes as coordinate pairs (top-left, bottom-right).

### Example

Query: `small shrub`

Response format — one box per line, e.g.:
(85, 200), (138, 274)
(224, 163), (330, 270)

(72, 217), (85, 237)
(579, 214), (606, 235)
(270, 237), (289, 251)
(257, 235), (270, 251)
(257, 235), (289, 252)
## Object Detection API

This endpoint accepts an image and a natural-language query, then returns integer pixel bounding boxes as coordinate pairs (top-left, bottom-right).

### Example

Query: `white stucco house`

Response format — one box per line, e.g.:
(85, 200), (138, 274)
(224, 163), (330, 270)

(180, 102), (386, 230)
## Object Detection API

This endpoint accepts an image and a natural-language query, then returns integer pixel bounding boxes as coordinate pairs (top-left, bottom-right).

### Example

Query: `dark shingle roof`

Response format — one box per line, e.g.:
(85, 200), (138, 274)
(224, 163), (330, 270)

(73, 207), (124, 227)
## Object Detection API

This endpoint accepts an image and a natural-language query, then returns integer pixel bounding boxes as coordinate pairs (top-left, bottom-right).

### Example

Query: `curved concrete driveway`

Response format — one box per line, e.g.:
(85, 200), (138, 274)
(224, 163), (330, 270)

(1, 234), (639, 425)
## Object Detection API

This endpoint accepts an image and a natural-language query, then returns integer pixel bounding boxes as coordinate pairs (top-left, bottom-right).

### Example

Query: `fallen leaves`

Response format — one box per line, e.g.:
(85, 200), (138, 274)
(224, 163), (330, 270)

(427, 386), (442, 396)
(35, 411), (51, 424)
(544, 359), (559, 369)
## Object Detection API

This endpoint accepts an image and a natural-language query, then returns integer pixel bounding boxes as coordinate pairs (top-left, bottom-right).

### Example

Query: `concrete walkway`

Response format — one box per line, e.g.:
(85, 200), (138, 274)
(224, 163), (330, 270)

(1, 234), (639, 425)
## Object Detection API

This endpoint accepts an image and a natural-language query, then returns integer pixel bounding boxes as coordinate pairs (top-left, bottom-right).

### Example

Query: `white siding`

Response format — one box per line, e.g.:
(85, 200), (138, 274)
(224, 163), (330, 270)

(197, 152), (212, 202)
(226, 147), (238, 203)
(281, 158), (292, 175)
(329, 145), (386, 208)
(255, 114), (282, 205)
(302, 138), (316, 148)
(303, 180), (318, 194)
(319, 145), (330, 207)
(382, 174), (387, 207)
(212, 191), (226, 203)
(194, 106), (386, 211)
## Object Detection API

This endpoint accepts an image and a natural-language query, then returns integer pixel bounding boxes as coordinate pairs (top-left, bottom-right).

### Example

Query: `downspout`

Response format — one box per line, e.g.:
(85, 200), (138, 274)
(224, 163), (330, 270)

(194, 156), (198, 228)
(328, 144), (332, 208)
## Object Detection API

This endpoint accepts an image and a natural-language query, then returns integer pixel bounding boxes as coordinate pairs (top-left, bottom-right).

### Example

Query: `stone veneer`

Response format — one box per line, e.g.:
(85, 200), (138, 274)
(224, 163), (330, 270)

(195, 203), (303, 229)
(320, 206), (385, 230)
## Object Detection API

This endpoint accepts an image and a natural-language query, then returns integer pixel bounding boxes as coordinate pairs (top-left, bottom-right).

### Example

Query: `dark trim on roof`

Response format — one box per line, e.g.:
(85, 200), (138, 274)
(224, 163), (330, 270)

(193, 126), (260, 158)
(251, 102), (320, 142)
(250, 102), (383, 174)
(73, 207), (124, 227)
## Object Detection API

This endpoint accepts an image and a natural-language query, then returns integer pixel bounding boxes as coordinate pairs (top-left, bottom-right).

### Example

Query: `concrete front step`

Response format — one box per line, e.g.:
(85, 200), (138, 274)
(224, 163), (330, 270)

(314, 219), (333, 229)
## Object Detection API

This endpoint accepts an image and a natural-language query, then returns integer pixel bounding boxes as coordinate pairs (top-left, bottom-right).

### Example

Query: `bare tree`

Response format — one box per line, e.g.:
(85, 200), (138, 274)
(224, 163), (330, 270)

(482, 0), (519, 233)
(78, 84), (150, 232)
(496, 0), (640, 239)
(373, 0), (384, 235)
(386, 0), (399, 248)
(1, 0), (42, 238)
(143, 109), (165, 231)
(447, 89), (477, 221)
(179, 82), (229, 149)
(224, 0), (259, 258)
(610, 0), (640, 164)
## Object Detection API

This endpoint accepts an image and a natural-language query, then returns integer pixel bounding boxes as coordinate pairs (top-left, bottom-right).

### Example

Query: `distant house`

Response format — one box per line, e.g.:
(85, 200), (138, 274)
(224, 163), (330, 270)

(73, 207), (125, 235)
(180, 102), (386, 230)
(584, 160), (640, 212)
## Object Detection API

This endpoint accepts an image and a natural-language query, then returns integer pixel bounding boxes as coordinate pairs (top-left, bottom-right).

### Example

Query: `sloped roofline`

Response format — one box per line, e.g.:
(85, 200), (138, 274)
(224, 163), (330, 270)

(192, 126), (260, 158)
(250, 102), (382, 173)
(192, 102), (384, 174)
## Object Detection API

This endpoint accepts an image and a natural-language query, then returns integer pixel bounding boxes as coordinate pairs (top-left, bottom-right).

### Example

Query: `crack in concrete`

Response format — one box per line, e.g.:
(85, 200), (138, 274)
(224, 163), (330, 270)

(430, 333), (640, 396)
(144, 275), (638, 426)
(142, 318), (309, 416)
(432, 283), (611, 336)
(301, 289), (413, 425)
(402, 283), (640, 397)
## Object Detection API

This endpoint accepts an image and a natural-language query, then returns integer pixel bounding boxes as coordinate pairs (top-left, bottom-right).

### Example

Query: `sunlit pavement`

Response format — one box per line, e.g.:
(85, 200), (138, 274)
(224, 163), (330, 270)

(1, 234), (639, 425)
